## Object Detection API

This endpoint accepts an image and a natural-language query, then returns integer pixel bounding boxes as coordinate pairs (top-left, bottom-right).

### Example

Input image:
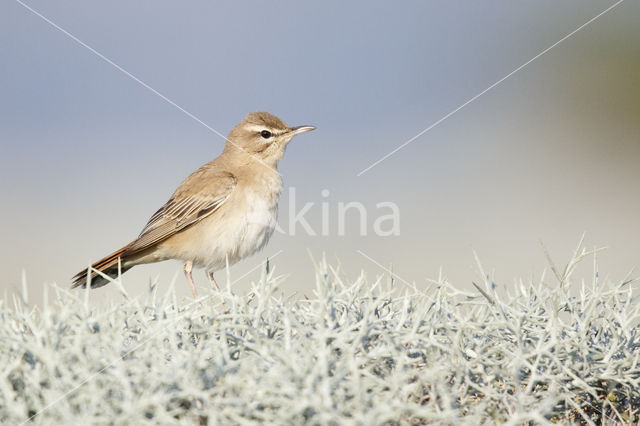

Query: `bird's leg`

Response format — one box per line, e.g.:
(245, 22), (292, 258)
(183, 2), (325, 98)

(207, 270), (228, 311)
(183, 260), (198, 298)
(207, 271), (221, 291)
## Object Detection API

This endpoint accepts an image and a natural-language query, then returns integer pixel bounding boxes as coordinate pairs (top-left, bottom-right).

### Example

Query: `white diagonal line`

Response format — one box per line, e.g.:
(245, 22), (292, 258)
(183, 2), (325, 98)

(356, 249), (418, 291)
(14, 0), (278, 174)
(14, 0), (224, 138)
(357, 0), (625, 177)
(18, 251), (283, 425)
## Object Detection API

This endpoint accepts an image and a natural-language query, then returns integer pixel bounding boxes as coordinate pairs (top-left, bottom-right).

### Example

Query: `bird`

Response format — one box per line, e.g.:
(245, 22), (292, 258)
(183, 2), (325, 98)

(72, 112), (315, 297)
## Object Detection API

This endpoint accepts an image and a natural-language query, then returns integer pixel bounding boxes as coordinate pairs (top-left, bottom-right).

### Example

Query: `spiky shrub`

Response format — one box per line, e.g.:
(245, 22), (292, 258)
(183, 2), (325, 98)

(1, 245), (639, 425)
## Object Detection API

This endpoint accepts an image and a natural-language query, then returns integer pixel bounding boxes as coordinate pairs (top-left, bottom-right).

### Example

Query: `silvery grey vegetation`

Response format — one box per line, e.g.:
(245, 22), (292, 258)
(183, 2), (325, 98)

(1, 243), (639, 425)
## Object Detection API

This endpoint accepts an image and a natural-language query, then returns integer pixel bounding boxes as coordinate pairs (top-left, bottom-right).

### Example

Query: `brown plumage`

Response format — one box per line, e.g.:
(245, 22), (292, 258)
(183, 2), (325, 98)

(72, 241), (135, 289)
(72, 112), (315, 296)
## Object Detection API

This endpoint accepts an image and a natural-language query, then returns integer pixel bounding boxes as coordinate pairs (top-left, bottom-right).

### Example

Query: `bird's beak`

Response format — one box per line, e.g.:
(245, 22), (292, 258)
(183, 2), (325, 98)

(289, 125), (316, 136)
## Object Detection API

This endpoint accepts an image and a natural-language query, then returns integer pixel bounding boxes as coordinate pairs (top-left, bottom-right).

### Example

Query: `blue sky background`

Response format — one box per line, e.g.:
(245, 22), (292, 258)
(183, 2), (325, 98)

(1, 1), (639, 304)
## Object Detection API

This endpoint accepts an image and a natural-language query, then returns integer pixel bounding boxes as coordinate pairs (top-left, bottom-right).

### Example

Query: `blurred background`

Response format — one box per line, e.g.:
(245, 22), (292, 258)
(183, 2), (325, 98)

(1, 0), (639, 306)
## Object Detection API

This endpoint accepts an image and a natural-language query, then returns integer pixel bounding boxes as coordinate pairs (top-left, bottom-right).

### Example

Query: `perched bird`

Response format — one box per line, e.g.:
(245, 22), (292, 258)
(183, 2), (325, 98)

(72, 112), (315, 297)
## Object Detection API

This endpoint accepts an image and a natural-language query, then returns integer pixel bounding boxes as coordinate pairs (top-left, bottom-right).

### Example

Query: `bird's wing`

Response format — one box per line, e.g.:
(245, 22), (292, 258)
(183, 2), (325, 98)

(126, 168), (237, 254)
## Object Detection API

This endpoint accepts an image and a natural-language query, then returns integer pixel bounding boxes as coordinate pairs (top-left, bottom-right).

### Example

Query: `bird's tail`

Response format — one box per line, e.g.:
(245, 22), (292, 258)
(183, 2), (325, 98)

(71, 241), (136, 289)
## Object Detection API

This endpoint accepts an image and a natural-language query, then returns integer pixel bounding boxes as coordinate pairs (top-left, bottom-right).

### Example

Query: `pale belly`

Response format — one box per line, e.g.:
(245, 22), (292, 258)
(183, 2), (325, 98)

(156, 189), (279, 272)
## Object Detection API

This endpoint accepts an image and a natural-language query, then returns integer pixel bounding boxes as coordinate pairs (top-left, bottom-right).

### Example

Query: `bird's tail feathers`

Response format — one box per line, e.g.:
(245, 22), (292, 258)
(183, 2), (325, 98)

(71, 241), (136, 289)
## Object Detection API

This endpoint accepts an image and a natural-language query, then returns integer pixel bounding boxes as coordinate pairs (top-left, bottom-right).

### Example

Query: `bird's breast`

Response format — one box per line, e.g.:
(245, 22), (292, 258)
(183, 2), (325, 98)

(238, 186), (280, 256)
(168, 174), (282, 271)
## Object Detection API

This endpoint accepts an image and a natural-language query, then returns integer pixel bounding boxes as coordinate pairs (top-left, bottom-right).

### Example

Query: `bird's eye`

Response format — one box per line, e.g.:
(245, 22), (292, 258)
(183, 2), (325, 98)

(260, 130), (272, 139)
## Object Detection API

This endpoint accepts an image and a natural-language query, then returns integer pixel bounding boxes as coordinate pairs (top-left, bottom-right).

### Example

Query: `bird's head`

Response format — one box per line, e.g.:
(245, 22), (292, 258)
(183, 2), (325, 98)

(224, 111), (315, 166)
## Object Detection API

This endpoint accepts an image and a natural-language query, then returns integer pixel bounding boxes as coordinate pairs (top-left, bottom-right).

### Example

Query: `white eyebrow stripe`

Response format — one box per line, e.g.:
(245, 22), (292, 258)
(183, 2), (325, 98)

(244, 124), (287, 136)
(245, 124), (271, 133)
